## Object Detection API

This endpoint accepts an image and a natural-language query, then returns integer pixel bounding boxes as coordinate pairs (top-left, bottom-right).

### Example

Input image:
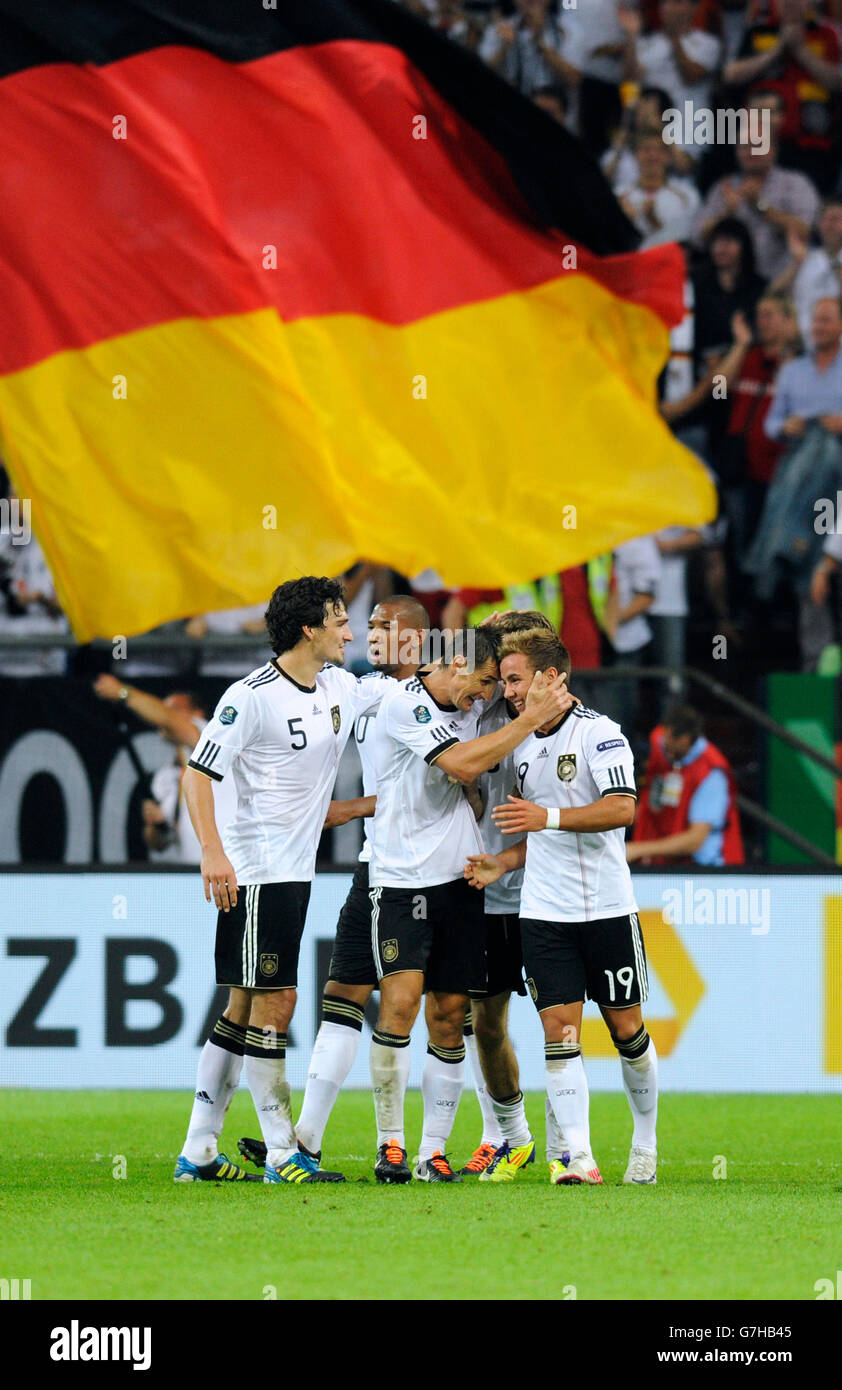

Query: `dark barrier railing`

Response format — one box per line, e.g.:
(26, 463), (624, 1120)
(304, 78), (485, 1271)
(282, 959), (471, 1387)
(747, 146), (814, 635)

(573, 664), (840, 868)
(0, 642), (837, 866)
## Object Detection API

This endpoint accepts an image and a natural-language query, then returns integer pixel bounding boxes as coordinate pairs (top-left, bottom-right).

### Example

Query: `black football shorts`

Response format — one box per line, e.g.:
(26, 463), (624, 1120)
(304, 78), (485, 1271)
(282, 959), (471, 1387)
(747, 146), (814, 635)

(369, 877), (487, 996)
(520, 911), (648, 1012)
(215, 881), (311, 989)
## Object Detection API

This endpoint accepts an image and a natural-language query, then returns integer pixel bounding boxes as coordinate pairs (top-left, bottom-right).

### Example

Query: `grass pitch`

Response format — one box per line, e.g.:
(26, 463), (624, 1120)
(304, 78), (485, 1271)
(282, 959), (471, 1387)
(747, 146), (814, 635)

(2, 1090), (839, 1301)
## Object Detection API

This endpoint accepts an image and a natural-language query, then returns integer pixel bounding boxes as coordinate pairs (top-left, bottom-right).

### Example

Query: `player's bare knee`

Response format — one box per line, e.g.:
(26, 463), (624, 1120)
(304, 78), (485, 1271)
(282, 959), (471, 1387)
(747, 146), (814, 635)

(250, 987), (296, 1033)
(426, 992), (468, 1049)
(472, 1002), (507, 1051)
(378, 975), (420, 1034)
(603, 1005), (643, 1045)
(324, 979), (372, 1007)
(610, 1020), (644, 1045)
(224, 988), (251, 1027)
(427, 1013), (465, 1050)
(541, 1008), (581, 1045)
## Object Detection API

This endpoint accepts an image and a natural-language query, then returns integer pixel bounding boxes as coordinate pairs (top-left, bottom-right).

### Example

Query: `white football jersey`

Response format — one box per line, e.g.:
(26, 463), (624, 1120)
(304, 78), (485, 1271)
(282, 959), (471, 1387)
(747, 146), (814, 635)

(517, 705), (638, 922)
(353, 702), (380, 865)
(477, 687), (523, 916)
(187, 661), (387, 883)
(369, 671), (482, 888)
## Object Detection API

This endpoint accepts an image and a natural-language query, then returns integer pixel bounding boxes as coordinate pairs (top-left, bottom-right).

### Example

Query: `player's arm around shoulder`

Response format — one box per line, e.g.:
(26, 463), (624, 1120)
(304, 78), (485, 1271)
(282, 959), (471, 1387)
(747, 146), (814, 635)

(333, 666), (391, 716)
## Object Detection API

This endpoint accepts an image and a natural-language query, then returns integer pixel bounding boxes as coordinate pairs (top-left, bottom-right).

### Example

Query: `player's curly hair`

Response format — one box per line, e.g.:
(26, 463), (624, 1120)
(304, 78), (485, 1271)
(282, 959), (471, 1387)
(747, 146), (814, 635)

(498, 630), (572, 680)
(264, 576), (345, 655)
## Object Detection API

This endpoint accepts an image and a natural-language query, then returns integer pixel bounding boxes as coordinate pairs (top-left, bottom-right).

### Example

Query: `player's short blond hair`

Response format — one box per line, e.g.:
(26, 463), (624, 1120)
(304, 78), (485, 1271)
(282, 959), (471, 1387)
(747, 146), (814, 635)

(486, 609), (556, 636)
(498, 630), (572, 680)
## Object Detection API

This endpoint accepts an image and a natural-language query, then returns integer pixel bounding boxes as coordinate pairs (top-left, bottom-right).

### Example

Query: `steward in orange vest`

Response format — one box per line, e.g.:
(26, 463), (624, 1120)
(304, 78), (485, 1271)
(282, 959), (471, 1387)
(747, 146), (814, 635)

(628, 705), (744, 867)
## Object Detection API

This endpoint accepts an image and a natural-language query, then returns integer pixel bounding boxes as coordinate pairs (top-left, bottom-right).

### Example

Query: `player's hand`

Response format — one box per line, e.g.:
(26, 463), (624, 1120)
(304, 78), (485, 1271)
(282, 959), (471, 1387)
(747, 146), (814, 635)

(141, 798), (166, 826)
(492, 794), (550, 834)
(463, 780), (484, 821)
(464, 853), (505, 889)
(781, 415), (806, 438)
(523, 668), (573, 727)
(820, 414), (842, 435)
(324, 799), (354, 828)
(93, 673), (125, 701)
(201, 848), (238, 911)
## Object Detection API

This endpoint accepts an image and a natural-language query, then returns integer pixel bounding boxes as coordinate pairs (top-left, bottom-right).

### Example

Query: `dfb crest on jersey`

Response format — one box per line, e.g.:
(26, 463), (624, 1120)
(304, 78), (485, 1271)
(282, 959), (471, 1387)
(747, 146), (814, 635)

(382, 939), (399, 964)
(526, 976), (538, 1003)
(259, 954), (278, 978)
(557, 753), (577, 782)
(413, 704), (431, 724)
(331, 704), (341, 734)
(219, 705), (238, 725)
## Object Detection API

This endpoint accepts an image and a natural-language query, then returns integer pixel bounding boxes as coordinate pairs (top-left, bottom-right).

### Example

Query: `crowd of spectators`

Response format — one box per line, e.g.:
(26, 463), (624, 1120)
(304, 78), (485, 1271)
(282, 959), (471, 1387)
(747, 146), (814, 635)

(397, 0), (842, 680)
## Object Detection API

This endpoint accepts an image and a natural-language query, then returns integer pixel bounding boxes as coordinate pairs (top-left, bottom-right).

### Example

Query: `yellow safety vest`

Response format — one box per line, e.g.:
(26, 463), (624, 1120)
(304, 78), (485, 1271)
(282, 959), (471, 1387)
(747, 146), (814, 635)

(466, 561), (613, 635)
(468, 576), (562, 630)
(586, 554), (614, 632)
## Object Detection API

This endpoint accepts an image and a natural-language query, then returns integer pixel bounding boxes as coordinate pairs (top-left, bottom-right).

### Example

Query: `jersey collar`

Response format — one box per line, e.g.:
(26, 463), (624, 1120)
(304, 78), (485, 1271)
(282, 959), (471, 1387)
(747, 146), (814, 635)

(271, 658), (316, 694)
(416, 666), (458, 712)
(533, 705), (576, 739)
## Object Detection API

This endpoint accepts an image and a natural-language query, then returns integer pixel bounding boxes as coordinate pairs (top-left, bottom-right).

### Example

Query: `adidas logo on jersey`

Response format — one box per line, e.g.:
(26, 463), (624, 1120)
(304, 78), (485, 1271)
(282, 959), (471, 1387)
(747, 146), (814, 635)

(537, 747), (549, 758)
(194, 1090), (213, 1105)
(312, 704), (320, 715)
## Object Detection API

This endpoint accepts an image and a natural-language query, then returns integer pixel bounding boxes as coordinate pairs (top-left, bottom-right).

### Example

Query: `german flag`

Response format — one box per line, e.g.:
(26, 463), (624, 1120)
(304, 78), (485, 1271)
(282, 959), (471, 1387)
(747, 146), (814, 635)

(0, 0), (714, 641)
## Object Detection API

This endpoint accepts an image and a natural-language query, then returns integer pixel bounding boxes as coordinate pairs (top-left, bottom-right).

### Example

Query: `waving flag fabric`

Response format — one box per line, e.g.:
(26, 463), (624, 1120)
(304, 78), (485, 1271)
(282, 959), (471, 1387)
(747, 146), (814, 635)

(0, 0), (715, 640)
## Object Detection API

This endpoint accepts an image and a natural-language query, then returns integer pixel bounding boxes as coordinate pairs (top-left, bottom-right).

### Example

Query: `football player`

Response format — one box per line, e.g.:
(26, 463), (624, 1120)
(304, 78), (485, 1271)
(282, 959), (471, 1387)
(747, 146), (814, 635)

(368, 627), (570, 1183)
(174, 577), (387, 1185)
(466, 630), (657, 1185)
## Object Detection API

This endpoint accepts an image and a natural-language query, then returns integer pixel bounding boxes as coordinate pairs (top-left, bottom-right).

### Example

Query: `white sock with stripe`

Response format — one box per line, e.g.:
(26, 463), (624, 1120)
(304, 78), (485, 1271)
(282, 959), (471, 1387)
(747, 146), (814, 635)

(464, 1028), (504, 1147)
(545, 1042), (592, 1158)
(419, 1043), (465, 1162)
(182, 1016), (246, 1165)
(617, 1028), (658, 1151)
(545, 1094), (570, 1162)
(296, 998), (365, 1154)
(370, 1030), (411, 1149)
(243, 1028), (297, 1169)
(488, 1089), (531, 1147)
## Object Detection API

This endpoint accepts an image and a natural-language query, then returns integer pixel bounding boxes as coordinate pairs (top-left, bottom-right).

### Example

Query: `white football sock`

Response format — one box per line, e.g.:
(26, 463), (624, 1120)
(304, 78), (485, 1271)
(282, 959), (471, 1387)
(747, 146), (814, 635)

(371, 1030), (412, 1149)
(619, 1031), (659, 1151)
(182, 1016), (245, 1165)
(419, 1044), (465, 1161)
(545, 1044), (591, 1157)
(545, 1095), (570, 1162)
(489, 1089), (531, 1147)
(296, 1006), (364, 1154)
(464, 1030), (503, 1147)
(243, 1028), (296, 1168)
